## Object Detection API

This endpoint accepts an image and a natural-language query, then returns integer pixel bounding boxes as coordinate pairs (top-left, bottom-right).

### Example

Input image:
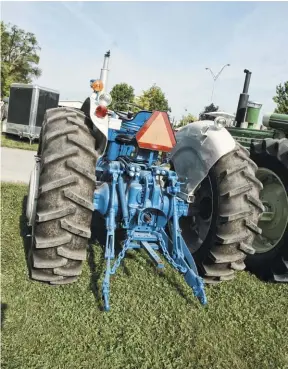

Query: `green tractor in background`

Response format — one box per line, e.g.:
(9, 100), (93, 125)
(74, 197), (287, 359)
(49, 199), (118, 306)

(209, 70), (288, 282)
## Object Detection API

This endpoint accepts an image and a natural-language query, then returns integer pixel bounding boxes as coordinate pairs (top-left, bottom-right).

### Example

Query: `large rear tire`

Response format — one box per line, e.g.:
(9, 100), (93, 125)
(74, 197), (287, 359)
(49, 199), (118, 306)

(178, 143), (263, 283)
(246, 138), (288, 282)
(29, 107), (98, 284)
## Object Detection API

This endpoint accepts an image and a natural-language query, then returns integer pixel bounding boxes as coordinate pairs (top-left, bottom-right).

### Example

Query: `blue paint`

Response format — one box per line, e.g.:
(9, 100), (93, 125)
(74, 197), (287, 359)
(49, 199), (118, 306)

(94, 109), (207, 311)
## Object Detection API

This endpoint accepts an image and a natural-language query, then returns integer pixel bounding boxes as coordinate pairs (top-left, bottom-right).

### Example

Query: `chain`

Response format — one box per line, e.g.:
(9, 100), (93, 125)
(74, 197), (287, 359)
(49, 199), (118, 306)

(110, 238), (131, 275)
(158, 236), (187, 274)
(110, 231), (187, 276)
(159, 233), (207, 305)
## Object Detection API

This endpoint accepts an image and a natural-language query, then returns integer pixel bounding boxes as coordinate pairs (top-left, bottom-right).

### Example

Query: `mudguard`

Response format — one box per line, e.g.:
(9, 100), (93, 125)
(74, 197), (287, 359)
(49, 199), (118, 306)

(170, 120), (236, 196)
(89, 93), (109, 155)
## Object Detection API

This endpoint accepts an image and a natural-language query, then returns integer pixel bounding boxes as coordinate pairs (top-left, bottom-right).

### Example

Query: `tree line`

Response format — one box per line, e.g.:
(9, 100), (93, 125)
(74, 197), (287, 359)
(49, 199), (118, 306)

(1, 21), (287, 126)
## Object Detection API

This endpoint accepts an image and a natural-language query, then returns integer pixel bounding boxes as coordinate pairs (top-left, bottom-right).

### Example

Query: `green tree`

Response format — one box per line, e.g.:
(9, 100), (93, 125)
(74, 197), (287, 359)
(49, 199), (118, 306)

(177, 113), (197, 127)
(199, 103), (219, 121)
(110, 83), (135, 111)
(273, 81), (288, 114)
(135, 84), (171, 112)
(1, 22), (42, 97)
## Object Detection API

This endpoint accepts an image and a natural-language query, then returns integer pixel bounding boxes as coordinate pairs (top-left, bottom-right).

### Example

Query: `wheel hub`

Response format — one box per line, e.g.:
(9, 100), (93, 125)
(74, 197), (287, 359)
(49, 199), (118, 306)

(253, 167), (288, 253)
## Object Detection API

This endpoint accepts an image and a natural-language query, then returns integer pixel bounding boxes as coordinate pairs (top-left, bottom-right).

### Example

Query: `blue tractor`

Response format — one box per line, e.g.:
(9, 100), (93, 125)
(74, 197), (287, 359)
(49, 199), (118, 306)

(26, 51), (263, 311)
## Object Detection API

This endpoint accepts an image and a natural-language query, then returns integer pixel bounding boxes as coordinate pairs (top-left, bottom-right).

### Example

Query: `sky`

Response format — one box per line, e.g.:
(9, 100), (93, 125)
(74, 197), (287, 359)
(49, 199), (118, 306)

(2, 1), (288, 123)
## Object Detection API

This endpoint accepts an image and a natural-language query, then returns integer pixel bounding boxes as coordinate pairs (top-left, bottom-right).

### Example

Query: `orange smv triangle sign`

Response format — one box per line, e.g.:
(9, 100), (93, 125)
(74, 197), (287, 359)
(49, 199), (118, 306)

(136, 111), (176, 152)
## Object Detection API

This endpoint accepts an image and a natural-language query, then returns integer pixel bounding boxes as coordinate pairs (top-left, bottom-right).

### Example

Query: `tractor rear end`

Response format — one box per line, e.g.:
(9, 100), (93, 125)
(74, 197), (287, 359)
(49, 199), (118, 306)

(25, 52), (263, 311)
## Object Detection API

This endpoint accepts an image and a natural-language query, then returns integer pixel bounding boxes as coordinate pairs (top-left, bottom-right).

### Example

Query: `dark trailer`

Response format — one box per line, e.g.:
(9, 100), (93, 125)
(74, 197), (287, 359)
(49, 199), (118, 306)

(6, 83), (59, 142)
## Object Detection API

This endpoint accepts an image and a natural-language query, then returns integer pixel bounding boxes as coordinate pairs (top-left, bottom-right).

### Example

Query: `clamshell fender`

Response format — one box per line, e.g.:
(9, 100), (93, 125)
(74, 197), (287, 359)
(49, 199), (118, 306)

(170, 120), (236, 195)
(89, 93), (109, 156)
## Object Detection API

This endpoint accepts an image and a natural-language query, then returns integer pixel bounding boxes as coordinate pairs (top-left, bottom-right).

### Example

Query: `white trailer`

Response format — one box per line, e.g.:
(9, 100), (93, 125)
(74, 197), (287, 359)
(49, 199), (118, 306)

(58, 100), (83, 109)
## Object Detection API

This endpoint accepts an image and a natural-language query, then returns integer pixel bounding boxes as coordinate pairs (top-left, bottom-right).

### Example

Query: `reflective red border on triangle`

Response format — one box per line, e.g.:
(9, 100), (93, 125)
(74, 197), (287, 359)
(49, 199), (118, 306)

(136, 111), (176, 152)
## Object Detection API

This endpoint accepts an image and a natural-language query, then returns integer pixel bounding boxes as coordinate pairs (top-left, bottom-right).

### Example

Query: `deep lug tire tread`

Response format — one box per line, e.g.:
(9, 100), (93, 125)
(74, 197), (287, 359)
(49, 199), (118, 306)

(196, 143), (263, 284)
(30, 107), (98, 284)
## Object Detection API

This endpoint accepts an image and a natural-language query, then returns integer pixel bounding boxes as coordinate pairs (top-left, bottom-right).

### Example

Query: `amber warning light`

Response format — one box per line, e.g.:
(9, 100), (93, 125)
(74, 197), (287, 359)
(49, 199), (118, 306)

(136, 111), (176, 152)
(91, 79), (104, 92)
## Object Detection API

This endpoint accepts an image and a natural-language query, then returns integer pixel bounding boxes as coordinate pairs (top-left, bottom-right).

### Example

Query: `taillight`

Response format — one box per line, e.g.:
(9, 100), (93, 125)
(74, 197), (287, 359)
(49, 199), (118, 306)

(95, 105), (108, 118)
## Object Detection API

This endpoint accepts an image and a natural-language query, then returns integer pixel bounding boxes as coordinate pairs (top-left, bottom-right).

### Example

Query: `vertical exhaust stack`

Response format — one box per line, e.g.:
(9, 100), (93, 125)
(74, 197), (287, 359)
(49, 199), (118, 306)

(100, 50), (111, 93)
(235, 69), (252, 127)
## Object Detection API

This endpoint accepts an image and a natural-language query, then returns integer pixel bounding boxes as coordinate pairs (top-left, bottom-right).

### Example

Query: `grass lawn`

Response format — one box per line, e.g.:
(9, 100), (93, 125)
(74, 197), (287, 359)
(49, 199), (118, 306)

(1, 183), (288, 369)
(1, 133), (38, 151)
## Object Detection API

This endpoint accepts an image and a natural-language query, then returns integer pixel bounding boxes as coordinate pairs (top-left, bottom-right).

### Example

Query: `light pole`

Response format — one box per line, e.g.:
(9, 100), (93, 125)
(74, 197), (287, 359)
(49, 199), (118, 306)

(205, 64), (230, 103)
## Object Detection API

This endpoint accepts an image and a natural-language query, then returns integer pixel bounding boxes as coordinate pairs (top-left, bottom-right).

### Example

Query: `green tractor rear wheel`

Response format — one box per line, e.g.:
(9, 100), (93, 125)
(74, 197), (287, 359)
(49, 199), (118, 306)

(246, 138), (288, 282)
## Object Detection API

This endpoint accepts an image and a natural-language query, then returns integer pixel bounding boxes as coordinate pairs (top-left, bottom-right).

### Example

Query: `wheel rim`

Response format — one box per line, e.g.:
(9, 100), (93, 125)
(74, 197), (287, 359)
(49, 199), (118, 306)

(26, 158), (41, 228)
(179, 176), (213, 253)
(253, 167), (288, 253)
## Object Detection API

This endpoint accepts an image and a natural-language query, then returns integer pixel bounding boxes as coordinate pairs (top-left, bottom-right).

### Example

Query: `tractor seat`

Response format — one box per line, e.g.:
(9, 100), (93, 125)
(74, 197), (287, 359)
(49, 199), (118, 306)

(116, 111), (134, 122)
(115, 134), (135, 144)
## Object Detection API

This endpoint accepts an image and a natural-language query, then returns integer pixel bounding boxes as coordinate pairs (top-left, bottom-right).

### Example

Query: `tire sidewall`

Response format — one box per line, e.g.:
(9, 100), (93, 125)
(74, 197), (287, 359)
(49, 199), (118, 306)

(26, 159), (40, 227)
(192, 167), (220, 265)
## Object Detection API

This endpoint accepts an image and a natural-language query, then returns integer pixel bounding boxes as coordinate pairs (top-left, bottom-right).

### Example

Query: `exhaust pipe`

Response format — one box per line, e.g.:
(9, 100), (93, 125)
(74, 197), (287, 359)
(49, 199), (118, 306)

(100, 50), (110, 93)
(235, 69), (251, 127)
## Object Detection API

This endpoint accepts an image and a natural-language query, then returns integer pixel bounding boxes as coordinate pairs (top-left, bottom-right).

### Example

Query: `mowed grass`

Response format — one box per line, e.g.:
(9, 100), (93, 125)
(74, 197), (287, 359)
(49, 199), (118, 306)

(1, 133), (38, 151)
(1, 183), (288, 369)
